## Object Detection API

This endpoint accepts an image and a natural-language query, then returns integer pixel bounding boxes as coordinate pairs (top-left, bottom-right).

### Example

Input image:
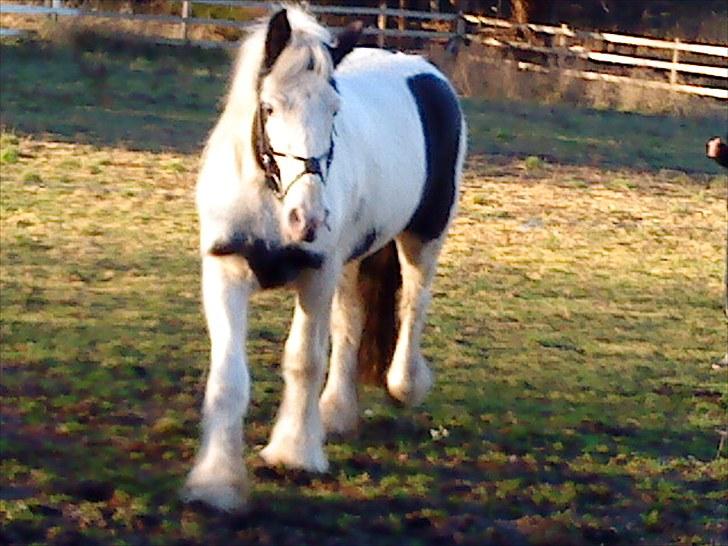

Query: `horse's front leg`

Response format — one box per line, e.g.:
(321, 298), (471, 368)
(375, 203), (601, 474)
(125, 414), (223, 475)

(260, 263), (338, 472)
(183, 256), (252, 512)
(319, 262), (364, 436)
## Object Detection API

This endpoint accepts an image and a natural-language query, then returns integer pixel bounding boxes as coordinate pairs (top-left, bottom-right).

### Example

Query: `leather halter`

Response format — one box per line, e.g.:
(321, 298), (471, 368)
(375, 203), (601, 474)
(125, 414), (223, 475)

(253, 104), (335, 200)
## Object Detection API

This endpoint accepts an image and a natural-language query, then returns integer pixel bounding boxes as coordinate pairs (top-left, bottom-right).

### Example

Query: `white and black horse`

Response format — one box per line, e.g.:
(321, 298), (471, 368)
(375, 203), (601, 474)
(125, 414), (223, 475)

(184, 6), (466, 511)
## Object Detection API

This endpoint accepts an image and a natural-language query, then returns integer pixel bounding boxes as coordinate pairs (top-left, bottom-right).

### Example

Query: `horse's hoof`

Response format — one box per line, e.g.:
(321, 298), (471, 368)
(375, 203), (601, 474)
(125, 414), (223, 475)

(260, 441), (329, 473)
(386, 357), (433, 407)
(181, 480), (249, 514)
(182, 463), (249, 514)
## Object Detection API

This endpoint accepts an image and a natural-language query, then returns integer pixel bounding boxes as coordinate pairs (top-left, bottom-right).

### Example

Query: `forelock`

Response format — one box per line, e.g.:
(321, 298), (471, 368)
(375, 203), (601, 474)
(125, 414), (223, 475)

(260, 6), (333, 84)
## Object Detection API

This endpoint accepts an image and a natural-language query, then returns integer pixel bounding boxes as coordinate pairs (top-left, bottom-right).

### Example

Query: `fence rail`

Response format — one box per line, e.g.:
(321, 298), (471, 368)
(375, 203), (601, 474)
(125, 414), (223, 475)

(464, 13), (727, 100)
(463, 14), (728, 57)
(1, 0), (726, 99)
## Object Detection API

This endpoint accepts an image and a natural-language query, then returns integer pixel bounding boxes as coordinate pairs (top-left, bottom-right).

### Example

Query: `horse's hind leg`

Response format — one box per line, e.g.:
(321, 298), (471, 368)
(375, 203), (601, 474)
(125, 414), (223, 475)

(319, 262), (364, 436)
(386, 232), (444, 406)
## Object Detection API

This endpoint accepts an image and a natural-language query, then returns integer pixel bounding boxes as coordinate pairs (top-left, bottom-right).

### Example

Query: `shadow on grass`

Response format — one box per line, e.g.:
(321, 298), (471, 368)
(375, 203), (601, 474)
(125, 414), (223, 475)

(1, 320), (723, 546)
(1, 36), (724, 174)
(462, 99), (726, 174)
(2, 391), (718, 546)
(0, 36), (229, 154)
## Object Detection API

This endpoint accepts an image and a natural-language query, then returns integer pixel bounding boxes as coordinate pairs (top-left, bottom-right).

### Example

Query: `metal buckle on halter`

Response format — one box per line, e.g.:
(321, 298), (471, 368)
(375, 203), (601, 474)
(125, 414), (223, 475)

(255, 102), (336, 201)
(304, 157), (321, 177)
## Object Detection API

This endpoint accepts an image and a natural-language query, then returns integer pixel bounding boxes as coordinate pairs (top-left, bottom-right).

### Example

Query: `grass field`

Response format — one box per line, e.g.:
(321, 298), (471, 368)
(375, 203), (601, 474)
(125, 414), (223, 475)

(1, 35), (727, 546)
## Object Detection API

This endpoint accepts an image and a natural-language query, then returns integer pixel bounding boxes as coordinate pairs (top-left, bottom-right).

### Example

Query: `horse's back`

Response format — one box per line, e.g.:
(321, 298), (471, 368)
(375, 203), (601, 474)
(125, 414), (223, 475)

(336, 49), (464, 243)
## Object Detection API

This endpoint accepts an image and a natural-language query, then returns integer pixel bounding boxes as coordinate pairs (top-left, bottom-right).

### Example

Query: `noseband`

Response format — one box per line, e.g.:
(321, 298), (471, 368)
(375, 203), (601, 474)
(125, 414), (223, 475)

(253, 104), (335, 200)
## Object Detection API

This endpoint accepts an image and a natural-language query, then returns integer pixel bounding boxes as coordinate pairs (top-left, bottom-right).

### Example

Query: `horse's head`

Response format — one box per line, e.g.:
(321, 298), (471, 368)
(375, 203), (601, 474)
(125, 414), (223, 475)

(254, 9), (362, 244)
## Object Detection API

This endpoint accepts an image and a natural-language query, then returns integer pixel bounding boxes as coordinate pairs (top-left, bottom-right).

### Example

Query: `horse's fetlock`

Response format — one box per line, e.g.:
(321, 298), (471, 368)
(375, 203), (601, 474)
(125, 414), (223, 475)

(320, 388), (359, 436)
(260, 431), (329, 472)
(387, 354), (433, 407)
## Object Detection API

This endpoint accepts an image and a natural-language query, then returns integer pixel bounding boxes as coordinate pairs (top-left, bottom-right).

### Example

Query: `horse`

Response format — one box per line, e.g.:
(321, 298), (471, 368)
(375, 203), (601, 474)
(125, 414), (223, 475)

(706, 136), (728, 169)
(182, 6), (467, 512)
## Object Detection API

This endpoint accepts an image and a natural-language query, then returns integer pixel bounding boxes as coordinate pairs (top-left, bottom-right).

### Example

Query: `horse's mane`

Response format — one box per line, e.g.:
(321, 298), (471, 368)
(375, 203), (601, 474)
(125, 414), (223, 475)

(226, 5), (334, 117)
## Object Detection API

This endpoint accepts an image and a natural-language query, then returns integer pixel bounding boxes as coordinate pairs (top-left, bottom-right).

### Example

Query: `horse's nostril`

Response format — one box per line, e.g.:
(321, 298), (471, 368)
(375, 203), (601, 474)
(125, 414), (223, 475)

(303, 225), (317, 243)
(289, 208), (304, 228)
(287, 208), (318, 242)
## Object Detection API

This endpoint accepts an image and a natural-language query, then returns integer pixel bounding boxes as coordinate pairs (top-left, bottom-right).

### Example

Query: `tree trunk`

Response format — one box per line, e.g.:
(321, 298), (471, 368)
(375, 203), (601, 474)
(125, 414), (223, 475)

(510, 0), (555, 24)
(511, 0), (531, 23)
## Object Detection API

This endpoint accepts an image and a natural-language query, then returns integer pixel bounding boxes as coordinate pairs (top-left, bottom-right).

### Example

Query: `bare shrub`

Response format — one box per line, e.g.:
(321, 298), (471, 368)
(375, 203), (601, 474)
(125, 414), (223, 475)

(431, 43), (560, 102)
(430, 42), (723, 118)
(0, 6), (254, 45)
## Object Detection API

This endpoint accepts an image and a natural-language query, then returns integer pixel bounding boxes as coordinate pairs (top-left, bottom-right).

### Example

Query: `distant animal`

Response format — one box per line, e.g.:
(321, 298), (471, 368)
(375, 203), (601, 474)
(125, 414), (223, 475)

(182, 7), (466, 512)
(706, 136), (728, 168)
(708, 135), (728, 368)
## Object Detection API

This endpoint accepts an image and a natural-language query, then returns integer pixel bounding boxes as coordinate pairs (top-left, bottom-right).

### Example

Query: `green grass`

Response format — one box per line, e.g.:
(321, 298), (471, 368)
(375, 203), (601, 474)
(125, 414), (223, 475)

(462, 99), (726, 173)
(1, 36), (727, 546)
(1, 37), (725, 174)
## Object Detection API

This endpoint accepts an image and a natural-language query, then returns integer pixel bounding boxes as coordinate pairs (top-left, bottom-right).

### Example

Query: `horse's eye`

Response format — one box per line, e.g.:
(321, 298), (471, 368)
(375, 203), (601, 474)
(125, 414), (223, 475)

(262, 103), (274, 116)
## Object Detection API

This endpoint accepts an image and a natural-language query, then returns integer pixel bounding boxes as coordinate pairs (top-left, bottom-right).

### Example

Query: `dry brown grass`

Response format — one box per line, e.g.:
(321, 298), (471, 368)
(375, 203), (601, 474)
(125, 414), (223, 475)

(431, 43), (723, 117)
(0, 11), (250, 43)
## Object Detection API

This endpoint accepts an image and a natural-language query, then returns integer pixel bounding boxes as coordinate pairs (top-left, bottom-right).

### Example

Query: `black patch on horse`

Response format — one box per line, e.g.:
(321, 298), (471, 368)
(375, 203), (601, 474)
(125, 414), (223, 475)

(346, 229), (378, 263)
(209, 234), (324, 289)
(405, 73), (461, 241)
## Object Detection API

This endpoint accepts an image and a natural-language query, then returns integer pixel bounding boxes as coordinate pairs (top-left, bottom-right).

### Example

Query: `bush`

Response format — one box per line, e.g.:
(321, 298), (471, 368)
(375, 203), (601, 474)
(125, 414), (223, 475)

(429, 42), (722, 117)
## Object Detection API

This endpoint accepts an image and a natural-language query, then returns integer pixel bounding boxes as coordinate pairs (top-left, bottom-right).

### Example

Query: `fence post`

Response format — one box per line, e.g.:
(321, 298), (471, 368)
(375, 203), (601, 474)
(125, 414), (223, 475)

(556, 23), (568, 66)
(670, 38), (680, 86)
(398, 0), (405, 33)
(45, 0), (62, 23)
(558, 23), (567, 48)
(180, 1), (191, 41)
(456, 12), (465, 42)
(377, 1), (387, 48)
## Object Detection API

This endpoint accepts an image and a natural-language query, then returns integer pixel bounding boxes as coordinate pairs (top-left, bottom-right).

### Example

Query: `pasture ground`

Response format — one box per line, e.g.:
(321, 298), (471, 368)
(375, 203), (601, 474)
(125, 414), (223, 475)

(1, 35), (727, 546)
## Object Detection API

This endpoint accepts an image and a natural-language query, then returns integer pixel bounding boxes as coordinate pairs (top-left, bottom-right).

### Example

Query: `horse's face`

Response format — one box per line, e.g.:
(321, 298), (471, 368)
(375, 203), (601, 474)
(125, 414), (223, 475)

(259, 72), (340, 244)
(253, 9), (361, 245)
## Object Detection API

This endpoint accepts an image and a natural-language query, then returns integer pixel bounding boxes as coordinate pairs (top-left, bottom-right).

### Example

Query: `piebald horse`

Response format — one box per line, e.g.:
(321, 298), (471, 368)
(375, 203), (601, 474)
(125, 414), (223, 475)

(183, 6), (466, 511)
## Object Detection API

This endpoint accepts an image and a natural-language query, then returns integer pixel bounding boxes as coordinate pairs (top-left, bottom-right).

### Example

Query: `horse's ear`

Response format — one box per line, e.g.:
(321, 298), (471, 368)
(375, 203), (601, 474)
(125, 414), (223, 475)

(263, 9), (292, 72)
(331, 21), (363, 67)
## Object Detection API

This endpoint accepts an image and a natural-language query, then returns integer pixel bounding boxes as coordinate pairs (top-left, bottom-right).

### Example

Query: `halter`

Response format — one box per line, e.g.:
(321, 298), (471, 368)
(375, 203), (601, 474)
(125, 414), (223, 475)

(254, 104), (336, 201)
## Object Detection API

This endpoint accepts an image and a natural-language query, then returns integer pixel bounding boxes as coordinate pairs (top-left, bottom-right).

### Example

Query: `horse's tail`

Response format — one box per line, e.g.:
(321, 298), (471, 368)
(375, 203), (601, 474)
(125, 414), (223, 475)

(357, 241), (401, 385)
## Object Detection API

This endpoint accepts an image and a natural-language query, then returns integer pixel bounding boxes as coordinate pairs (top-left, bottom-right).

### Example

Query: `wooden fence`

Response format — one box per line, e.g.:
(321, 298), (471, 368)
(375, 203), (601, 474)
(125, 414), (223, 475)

(1, 0), (726, 99)
(464, 13), (728, 100)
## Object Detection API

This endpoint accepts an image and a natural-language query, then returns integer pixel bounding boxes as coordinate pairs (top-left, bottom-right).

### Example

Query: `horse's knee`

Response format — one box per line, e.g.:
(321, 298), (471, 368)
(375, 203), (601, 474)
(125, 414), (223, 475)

(203, 378), (249, 421)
